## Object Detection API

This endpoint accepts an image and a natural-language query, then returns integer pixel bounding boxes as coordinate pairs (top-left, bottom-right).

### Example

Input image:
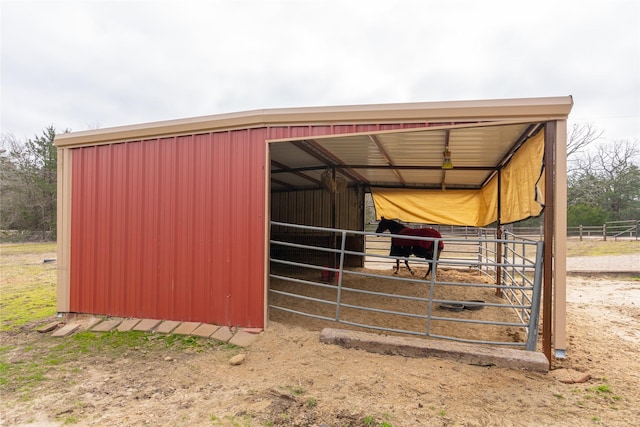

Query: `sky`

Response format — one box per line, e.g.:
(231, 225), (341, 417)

(1, 0), (639, 145)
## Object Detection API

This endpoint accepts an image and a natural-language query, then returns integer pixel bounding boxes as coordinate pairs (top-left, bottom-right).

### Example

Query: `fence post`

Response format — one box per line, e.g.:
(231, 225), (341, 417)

(579, 224), (583, 241)
(526, 241), (545, 351)
(603, 223), (607, 241)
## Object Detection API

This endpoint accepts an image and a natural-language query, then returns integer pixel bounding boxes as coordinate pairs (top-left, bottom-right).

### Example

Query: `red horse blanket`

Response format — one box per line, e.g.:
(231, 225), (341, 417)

(393, 227), (444, 251)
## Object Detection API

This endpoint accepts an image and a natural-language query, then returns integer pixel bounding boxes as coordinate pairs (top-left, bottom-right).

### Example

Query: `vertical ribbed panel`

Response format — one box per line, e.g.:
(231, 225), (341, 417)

(71, 129), (267, 327)
(271, 188), (363, 232)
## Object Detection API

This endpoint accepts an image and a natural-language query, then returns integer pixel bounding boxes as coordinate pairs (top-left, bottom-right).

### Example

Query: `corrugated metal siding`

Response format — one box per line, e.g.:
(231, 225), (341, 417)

(70, 129), (267, 327)
(271, 188), (363, 232)
(270, 187), (365, 268)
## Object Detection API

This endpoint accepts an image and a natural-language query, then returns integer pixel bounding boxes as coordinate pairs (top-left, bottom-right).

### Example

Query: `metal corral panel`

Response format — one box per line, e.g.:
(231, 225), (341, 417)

(70, 130), (267, 326)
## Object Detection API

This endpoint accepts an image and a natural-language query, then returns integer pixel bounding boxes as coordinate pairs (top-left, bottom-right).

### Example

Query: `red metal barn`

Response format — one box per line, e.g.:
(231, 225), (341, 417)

(55, 97), (572, 359)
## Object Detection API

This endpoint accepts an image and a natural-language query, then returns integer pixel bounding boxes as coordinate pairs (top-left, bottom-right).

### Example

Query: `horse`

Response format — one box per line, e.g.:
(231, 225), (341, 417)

(375, 217), (444, 279)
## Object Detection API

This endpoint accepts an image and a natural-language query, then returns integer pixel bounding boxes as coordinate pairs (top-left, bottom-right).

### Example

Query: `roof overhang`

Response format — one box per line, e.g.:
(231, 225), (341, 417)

(54, 96), (573, 148)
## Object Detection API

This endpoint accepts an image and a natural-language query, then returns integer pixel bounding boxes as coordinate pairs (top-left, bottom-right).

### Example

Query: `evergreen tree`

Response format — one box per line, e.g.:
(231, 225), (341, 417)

(1, 126), (59, 240)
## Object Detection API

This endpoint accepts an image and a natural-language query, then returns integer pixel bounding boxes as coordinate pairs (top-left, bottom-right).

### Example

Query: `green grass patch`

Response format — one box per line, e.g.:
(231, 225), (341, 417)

(588, 384), (613, 395)
(0, 279), (57, 331)
(282, 385), (306, 396)
(364, 415), (393, 427)
(0, 356), (48, 394)
(59, 330), (226, 356)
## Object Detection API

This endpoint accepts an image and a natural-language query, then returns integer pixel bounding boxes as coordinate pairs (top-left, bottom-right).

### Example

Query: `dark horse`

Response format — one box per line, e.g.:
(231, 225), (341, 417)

(375, 217), (444, 279)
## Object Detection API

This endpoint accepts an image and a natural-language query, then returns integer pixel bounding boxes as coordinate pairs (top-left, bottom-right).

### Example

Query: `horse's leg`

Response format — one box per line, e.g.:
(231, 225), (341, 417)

(394, 259), (400, 275)
(423, 251), (441, 279)
(423, 262), (432, 279)
(404, 258), (414, 275)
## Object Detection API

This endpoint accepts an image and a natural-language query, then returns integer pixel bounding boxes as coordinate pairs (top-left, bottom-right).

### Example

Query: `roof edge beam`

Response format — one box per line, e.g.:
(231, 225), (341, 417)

(56, 96), (573, 147)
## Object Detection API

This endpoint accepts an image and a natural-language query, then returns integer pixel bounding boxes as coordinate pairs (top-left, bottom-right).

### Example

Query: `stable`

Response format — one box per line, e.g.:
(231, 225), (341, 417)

(55, 96), (573, 361)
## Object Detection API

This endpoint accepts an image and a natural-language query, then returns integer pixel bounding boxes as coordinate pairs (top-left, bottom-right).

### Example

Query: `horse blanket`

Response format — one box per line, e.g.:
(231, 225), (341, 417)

(390, 227), (444, 257)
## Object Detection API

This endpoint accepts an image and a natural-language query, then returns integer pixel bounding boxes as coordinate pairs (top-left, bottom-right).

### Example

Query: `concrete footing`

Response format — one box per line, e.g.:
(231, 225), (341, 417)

(319, 328), (549, 372)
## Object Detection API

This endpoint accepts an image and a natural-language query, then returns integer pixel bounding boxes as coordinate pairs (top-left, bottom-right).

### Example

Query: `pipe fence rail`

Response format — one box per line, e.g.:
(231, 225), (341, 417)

(269, 221), (544, 351)
(368, 219), (639, 241)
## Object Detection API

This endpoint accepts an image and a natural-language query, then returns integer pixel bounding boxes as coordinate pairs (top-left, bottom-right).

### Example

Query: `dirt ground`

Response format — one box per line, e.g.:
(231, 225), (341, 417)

(2, 267), (640, 426)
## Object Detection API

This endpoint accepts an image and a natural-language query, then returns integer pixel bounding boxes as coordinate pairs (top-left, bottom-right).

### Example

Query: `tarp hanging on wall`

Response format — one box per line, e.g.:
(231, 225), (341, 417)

(372, 131), (545, 227)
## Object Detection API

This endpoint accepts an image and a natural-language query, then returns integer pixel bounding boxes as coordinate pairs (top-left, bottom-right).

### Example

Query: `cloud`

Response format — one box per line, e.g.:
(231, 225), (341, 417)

(1, 0), (638, 142)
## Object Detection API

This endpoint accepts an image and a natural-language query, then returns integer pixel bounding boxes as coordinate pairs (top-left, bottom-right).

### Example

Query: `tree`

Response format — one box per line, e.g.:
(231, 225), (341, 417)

(568, 139), (640, 222)
(1, 126), (59, 240)
(566, 123), (603, 174)
(567, 122), (603, 157)
(566, 204), (609, 227)
(0, 140), (24, 231)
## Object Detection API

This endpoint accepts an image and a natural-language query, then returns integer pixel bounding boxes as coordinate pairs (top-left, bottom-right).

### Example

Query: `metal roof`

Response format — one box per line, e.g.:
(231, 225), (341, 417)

(55, 96), (573, 192)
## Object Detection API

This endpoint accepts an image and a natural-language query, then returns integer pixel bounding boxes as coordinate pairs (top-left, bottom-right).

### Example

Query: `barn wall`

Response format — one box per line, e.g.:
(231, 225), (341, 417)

(271, 188), (364, 231)
(70, 130), (267, 326)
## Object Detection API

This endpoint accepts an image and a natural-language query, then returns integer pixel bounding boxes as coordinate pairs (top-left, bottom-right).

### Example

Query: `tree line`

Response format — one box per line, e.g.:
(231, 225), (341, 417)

(565, 124), (640, 226)
(1, 124), (638, 241)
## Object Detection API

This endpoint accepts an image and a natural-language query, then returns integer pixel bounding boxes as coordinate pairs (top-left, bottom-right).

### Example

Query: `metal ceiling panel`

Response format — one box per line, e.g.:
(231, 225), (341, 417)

(441, 170), (495, 186)
(391, 169), (446, 186)
(355, 168), (407, 184)
(268, 121), (543, 191)
(317, 135), (389, 166)
(270, 142), (320, 168)
(449, 124), (531, 166)
(376, 130), (447, 166)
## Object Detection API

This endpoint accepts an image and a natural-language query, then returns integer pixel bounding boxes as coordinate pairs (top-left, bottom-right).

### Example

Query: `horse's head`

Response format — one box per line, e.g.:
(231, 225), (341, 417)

(375, 217), (403, 234)
(375, 217), (389, 233)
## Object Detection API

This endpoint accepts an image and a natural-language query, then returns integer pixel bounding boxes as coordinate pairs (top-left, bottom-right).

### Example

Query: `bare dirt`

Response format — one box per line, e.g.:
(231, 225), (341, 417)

(2, 262), (640, 426)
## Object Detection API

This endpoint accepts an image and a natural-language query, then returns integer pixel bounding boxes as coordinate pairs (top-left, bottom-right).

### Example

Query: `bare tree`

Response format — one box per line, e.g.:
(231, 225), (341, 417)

(567, 122), (603, 158)
(568, 139), (640, 220)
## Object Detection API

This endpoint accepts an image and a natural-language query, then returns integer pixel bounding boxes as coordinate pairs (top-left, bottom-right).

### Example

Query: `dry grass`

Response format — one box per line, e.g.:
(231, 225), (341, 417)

(565, 238), (640, 256)
(0, 243), (57, 331)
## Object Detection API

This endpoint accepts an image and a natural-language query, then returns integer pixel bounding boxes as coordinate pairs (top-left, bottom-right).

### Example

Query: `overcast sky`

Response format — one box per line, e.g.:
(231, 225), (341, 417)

(2, 0), (639, 144)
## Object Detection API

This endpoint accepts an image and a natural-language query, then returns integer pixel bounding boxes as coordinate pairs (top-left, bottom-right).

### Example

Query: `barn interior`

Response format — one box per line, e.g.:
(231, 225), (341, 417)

(267, 113), (563, 357)
(269, 120), (549, 266)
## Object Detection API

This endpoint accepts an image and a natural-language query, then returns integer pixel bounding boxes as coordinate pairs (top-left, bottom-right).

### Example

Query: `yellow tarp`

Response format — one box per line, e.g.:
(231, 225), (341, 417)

(372, 132), (545, 227)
